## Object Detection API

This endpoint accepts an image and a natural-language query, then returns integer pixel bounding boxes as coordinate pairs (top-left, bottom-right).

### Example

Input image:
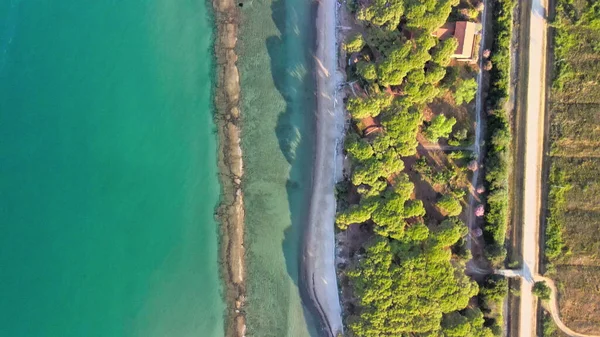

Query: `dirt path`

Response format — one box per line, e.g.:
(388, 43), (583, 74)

(518, 0), (548, 334)
(466, 0), (489, 255)
(417, 144), (474, 152)
(492, 269), (600, 337)
(301, 0), (344, 333)
(535, 276), (600, 337)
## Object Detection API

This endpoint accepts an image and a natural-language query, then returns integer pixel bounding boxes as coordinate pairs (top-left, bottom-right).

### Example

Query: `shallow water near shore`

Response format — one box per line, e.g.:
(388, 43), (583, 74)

(0, 1), (224, 336)
(237, 0), (319, 334)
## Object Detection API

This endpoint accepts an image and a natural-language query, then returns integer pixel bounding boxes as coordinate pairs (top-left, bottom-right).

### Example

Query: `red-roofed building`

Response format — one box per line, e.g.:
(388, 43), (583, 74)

(359, 116), (382, 137)
(434, 21), (481, 61)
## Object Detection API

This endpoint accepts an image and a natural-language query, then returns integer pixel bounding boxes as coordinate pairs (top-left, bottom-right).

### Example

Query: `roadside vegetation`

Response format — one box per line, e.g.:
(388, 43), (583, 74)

(533, 281), (551, 301)
(335, 0), (508, 335)
(544, 0), (600, 333)
(481, 0), (513, 266)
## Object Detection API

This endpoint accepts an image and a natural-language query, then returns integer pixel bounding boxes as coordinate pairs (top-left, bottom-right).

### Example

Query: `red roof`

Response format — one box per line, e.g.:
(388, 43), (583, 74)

(434, 21), (478, 59)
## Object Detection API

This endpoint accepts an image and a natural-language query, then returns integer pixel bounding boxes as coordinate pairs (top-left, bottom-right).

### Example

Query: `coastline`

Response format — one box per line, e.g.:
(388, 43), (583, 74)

(211, 0), (246, 336)
(302, 0), (345, 333)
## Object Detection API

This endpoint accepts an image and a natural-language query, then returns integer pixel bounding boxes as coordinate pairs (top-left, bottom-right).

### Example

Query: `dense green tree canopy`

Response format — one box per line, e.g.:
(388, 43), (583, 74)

(442, 309), (495, 337)
(345, 33), (366, 53)
(357, 180), (388, 198)
(437, 194), (463, 216)
(336, 197), (379, 229)
(479, 277), (508, 303)
(404, 0), (460, 32)
(432, 37), (459, 66)
(364, 27), (403, 57)
(533, 281), (552, 300)
(356, 0), (404, 29)
(356, 61), (378, 82)
(337, 0), (493, 335)
(345, 133), (374, 161)
(351, 149), (404, 186)
(455, 78), (478, 105)
(380, 106), (422, 156)
(425, 64), (448, 84)
(347, 233), (478, 336)
(371, 184), (425, 239)
(424, 114), (457, 142)
(347, 93), (394, 119)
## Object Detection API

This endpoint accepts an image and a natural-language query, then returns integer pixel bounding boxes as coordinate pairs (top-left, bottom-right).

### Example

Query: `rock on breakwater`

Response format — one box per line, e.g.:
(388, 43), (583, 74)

(211, 0), (246, 335)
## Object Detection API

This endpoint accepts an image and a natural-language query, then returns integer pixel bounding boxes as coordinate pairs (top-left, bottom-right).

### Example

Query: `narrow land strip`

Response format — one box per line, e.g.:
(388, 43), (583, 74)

(211, 0), (246, 336)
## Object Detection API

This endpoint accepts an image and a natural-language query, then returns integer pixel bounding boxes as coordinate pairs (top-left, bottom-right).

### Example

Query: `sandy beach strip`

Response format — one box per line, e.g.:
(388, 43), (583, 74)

(302, 0), (345, 333)
(211, 0), (247, 336)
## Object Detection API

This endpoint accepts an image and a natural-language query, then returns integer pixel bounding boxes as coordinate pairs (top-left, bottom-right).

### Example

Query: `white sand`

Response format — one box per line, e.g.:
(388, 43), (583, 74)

(301, 0), (344, 334)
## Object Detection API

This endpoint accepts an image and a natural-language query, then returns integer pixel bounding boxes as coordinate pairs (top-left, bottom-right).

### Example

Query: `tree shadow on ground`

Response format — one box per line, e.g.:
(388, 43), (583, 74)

(265, 0), (323, 335)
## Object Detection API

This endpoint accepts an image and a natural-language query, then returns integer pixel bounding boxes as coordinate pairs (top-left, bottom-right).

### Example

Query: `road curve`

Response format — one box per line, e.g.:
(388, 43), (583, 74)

(490, 269), (599, 337)
(534, 276), (600, 337)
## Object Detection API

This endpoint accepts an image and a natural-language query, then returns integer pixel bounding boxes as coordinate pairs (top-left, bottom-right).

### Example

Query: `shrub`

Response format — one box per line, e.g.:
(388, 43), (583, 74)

(533, 281), (552, 301)
(545, 166), (570, 261)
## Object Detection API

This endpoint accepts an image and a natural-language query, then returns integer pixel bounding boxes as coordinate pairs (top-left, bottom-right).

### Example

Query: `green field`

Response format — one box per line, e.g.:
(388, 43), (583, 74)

(545, 1), (600, 334)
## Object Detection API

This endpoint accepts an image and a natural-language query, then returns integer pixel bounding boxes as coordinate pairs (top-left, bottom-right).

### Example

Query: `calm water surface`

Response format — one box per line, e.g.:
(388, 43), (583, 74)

(238, 0), (319, 334)
(0, 1), (225, 336)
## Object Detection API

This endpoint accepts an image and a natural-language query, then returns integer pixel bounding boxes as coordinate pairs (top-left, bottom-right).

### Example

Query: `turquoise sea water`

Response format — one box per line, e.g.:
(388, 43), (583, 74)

(0, 1), (224, 336)
(238, 0), (319, 335)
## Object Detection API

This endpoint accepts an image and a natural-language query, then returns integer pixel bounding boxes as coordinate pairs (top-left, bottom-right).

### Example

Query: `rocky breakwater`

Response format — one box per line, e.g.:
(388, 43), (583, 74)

(212, 0), (245, 336)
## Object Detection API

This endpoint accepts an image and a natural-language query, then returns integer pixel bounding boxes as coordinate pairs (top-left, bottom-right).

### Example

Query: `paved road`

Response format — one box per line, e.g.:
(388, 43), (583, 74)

(519, 0), (548, 335)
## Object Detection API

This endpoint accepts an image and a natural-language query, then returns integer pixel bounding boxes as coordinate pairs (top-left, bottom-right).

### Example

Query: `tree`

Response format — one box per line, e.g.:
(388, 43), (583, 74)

(437, 194), (463, 216)
(357, 179), (388, 197)
(431, 37), (459, 66)
(364, 26), (403, 56)
(345, 133), (374, 161)
(424, 114), (456, 142)
(376, 42), (414, 86)
(405, 223), (429, 241)
(347, 236), (479, 336)
(404, 0), (460, 33)
(344, 33), (365, 53)
(425, 64), (447, 84)
(435, 217), (467, 247)
(533, 281), (552, 301)
(347, 93), (394, 119)
(479, 277), (508, 303)
(454, 78), (478, 105)
(442, 309), (495, 337)
(351, 149), (404, 186)
(371, 186), (425, 239)
(336, 198), (378, 229)
(356, 0), (404, 29)
(356, 61), (377, 81)
(380, 106), (422, 155)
